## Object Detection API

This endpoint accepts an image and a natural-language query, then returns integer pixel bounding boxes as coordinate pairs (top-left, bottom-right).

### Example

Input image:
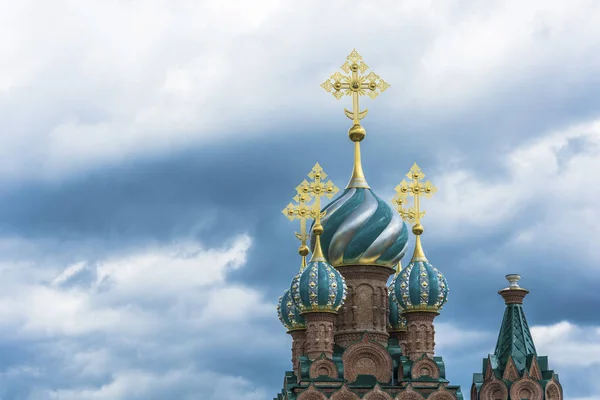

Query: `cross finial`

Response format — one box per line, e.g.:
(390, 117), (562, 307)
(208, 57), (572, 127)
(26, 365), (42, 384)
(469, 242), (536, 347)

(282, 191), (313, 268)
(296, 163), (339, 262)
(392, 162), (437, 261)
(321, 49), (390, 126)
(321, 49), (390, 189)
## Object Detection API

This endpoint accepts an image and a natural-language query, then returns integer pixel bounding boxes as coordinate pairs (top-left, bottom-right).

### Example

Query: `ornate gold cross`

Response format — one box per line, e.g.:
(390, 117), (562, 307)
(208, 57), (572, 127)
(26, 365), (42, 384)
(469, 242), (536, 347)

(392, 163), (437, 262)
(296, 163), (339, 226)
(321, 49), (390, 126)
(283, 163), (339, 266)
(282, 192), (313, 268)
(393, 162), (437, 228)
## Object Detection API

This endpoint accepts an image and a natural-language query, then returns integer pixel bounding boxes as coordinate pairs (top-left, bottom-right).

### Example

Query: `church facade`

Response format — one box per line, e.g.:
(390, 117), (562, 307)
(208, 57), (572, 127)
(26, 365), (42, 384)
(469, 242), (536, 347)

(274, 50), (563, 400)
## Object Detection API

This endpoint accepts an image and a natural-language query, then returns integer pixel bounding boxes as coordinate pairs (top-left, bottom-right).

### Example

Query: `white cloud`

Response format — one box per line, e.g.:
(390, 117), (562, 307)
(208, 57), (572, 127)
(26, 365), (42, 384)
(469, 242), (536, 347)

(421, 117), (600, 264)
(532, 321), (600, 367)
(0, 233), (282, 399)
(2, 0), (600, 181)
(435, 322), (493, 350)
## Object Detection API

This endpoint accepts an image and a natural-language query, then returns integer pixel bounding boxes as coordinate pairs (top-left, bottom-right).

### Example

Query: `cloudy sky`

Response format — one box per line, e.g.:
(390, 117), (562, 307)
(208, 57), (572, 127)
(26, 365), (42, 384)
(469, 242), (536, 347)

(1, 0), (600, 399)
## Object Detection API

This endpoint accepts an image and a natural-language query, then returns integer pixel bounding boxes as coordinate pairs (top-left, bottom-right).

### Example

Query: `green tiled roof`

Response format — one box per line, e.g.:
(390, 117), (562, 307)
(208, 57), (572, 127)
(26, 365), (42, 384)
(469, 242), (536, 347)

(493, 302), (537, 371)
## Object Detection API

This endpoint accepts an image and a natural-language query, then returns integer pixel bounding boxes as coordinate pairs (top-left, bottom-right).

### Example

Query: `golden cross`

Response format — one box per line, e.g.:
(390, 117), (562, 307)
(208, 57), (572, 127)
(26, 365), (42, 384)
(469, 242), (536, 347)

(392, 163), (437, 262)
(296, 163), (339, 262)
(296, 163), (339, 225)
(282, 191), (313, 268)
(321, 49), (390, 126)
(392, 162), (437, 227)
(283, 163), (339, 266)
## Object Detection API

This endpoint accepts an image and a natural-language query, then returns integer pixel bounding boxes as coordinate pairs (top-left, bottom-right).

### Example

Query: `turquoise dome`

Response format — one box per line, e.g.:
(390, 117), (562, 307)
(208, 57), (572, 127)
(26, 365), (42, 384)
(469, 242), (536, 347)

(290, 260), (346, 314)
(310, 188), (409, 268)
(391, 260), (449, 312)
(387, 285), (407, 331)
(277, 289), (305, 331)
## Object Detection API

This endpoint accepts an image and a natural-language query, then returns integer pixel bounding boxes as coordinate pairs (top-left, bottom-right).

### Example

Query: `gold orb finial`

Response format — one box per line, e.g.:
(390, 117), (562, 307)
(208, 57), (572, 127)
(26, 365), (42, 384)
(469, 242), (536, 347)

(412, 223), (424, 236)
(348, 124), (366, 142)
(298, 245), (309, 257)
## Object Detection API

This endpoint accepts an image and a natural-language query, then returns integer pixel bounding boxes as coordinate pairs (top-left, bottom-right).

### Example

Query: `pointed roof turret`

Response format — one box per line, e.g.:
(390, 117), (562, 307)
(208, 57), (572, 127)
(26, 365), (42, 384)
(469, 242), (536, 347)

(471, 275), (563, 400)
(494, 274), (537, 371)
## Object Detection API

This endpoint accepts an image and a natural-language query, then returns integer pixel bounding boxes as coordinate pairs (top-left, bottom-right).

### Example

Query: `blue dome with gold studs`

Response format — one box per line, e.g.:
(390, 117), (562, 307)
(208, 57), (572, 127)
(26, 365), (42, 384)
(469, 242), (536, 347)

(291, 260), (346, 314)
(277, 289), (305, 331)
(310, 188), (409, 268)
(391, 260), (449, 312)
(387, 282), (407, 331)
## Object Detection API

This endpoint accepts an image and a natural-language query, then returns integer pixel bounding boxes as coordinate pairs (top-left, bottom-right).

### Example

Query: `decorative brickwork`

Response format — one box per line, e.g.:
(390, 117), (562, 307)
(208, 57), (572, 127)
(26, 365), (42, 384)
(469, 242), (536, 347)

(335, 265), (393, 348)
(362, 385), (393, 400)
(330, 385), (360, 400)
(290, 330), (306, 376)
(410, 357), (440, 380)
(341, 334), (393, 383)
(309, 356), (338, 379)
(297, 384), (327, 400)
(509, 376), (542, 400)
(304, 313), (336, 360)
(403, 311), (436, 361)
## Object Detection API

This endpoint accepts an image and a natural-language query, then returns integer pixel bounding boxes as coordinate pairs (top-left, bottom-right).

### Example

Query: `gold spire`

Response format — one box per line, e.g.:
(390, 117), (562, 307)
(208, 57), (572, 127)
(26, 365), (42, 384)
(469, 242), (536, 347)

(321, 49), (390, 190)
(282, 191), (313, 268)
(393, 163), (437, 262)
(296, 163), (339, 262)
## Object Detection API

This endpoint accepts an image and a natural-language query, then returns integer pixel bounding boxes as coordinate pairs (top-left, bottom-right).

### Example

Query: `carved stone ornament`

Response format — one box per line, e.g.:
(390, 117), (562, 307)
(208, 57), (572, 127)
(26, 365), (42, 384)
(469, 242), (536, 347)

(427, 387), (455, 400)
(330, 385), (360, 400)
(484, 356), (495, 381)
(470, 383), (478, 400)
(545, 381), (562, 400)
(528, 356), (542, 380)
(410, 356), (440, 380)
(309, 355), (339, 379)
(479, 378), (508, 400)
(394, 385), (425, 400)
(341, 334), (393, 383)
(509, 376), (542, 400)
(397, 360), (404, 382)
(502, 356), (519, 382)
(362, 384), (393, 400)
(298, 383), (328, 400)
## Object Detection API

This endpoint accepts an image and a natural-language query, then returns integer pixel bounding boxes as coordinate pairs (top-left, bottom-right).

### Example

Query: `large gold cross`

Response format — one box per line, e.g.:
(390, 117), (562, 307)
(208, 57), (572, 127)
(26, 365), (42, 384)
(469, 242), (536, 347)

(392, 162), (437, 228)
(321, 49), (390, 125)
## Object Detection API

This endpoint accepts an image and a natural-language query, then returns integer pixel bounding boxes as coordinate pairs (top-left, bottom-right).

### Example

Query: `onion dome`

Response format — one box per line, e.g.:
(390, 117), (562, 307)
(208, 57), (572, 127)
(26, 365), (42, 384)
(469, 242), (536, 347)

(390, 232), (449, 312)
(310, 188), (409, 268)
(291, 260), (347, 314)
(277, 289), (305, 331)
(387, 285), (407, 331)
